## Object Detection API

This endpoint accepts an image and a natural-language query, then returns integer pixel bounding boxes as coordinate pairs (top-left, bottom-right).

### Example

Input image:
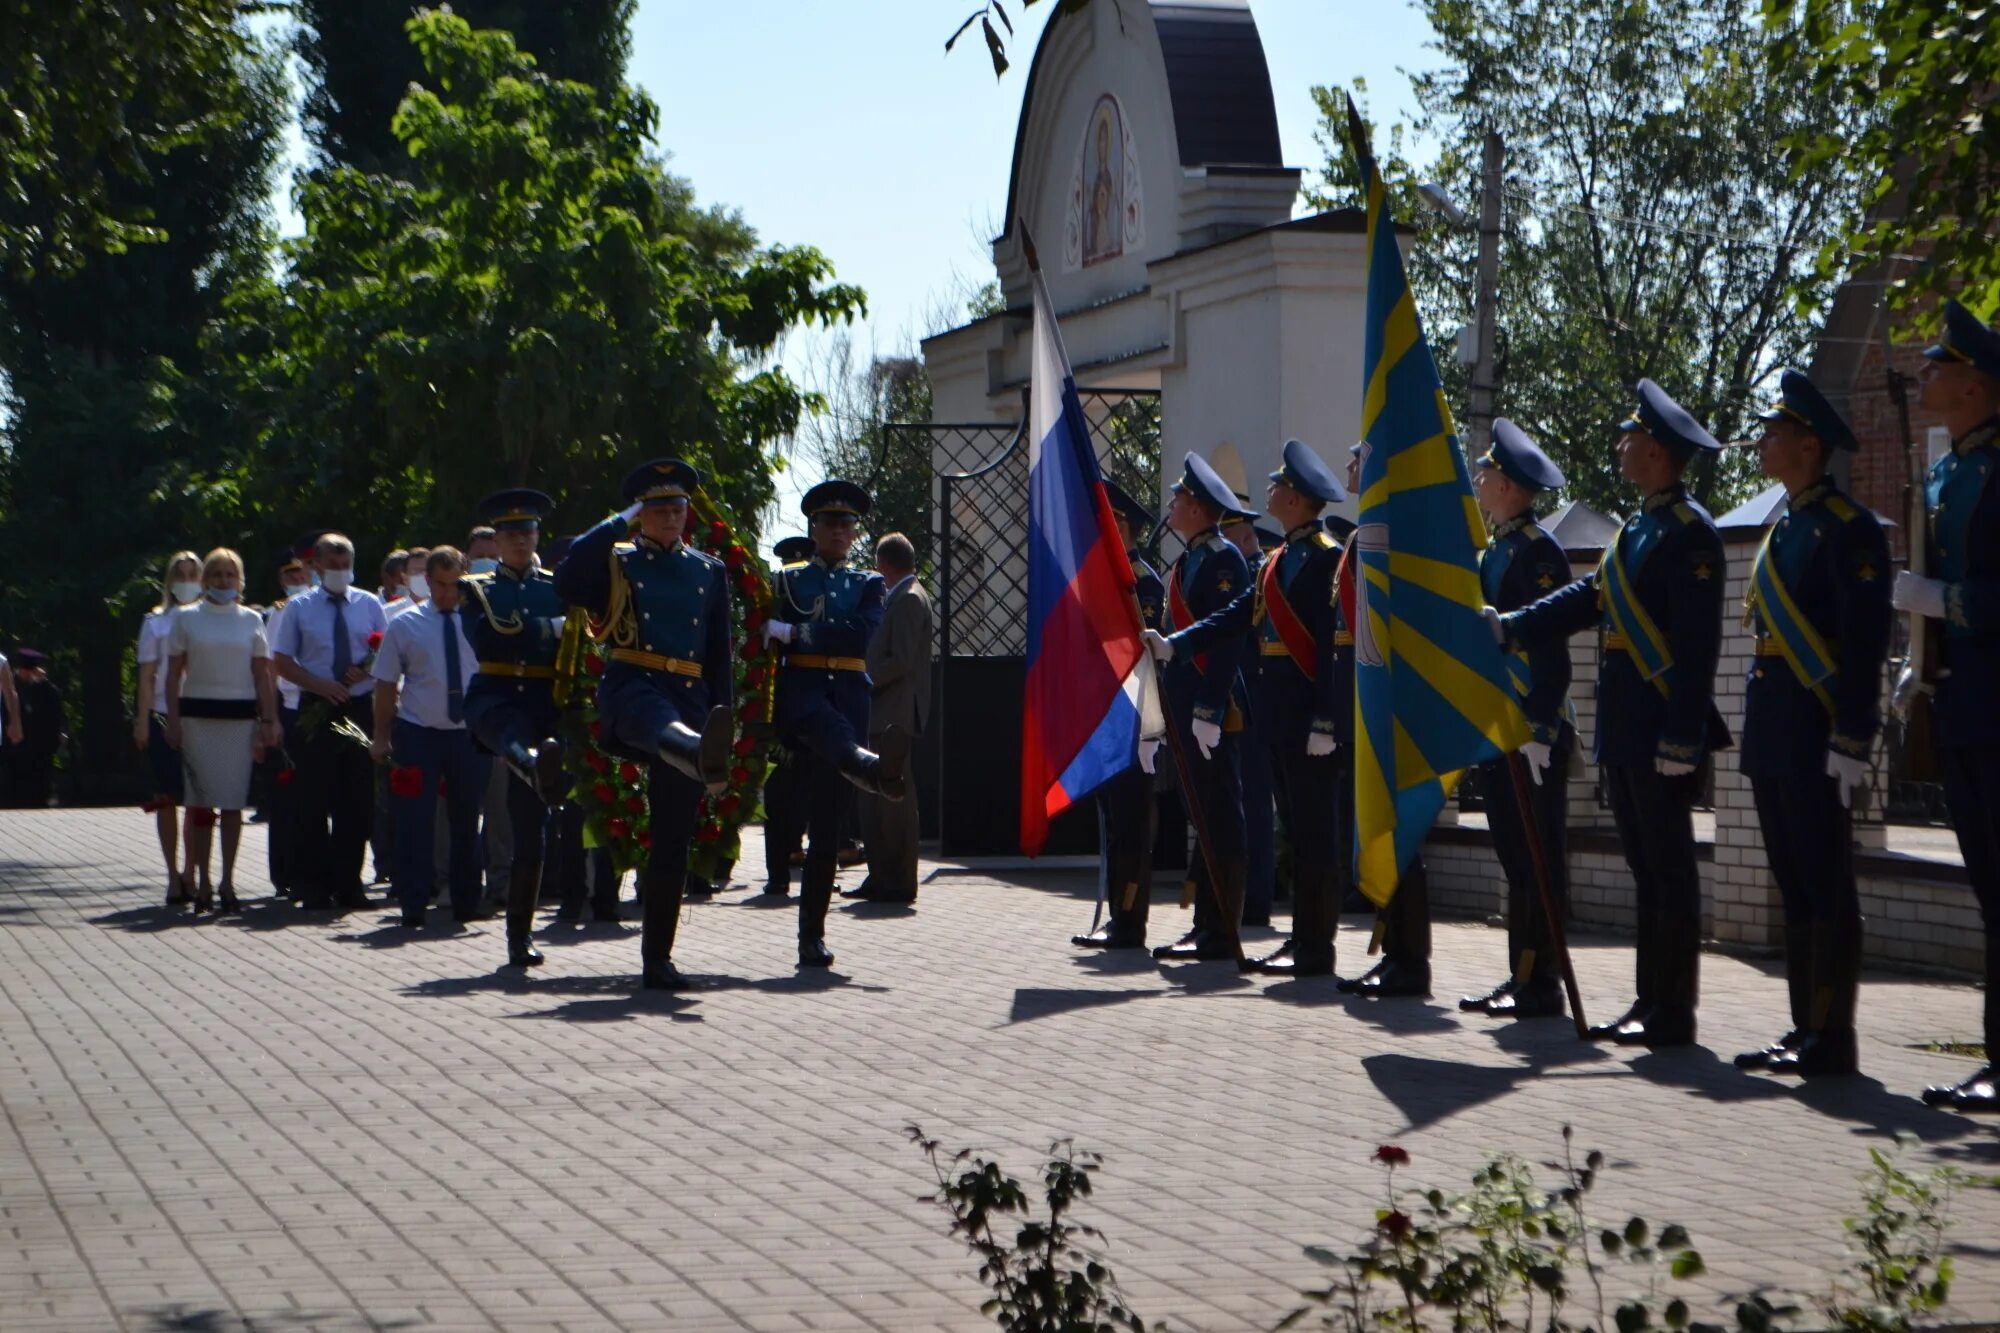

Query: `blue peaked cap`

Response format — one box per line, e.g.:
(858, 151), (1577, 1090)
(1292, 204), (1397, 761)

(1619, 378), (1721, 457)
(1480, 419), (1565, 492)
(1268, 437), (1347, 504)
(1756, 368), (1856, 452)
(1100, 479), (1157, 532)
(1925, 299), (2000, 380)
(1174, 451), (1255, 519)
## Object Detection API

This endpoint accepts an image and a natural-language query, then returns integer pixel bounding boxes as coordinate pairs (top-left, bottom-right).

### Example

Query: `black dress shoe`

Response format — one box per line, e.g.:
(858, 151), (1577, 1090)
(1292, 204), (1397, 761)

(1347, 960), (1430, 998)
(1924, 1065), (1996, 1109)
(400, 909), (427, 929)
(847, 885), (915, 904)
(756, 882), (790, 897)
(453, 907), (493, 923)
(1618, 1011), (1696, 1047)
(1491, 983), (1564, 1019)
(592, 901), (623, 923)
(799, 938), (835, 968)
(507, 940), (545, 968)
(554, 901), (583, 922)
(1251, 953), (1334, 977)
(1071, 925), (1146, 950)
(1781, 1029), (1857, 1078)
(1586, 1001), (1650, 1042)
(1151, 931), (1200, 961)
(1155, 935), (1238, 963)
(1460, 980), (1516, 1014)
(640, 960), (698, 990)
(840, 879), (874, 900)
(1336, 959), (1387, 994)
(1242, 912), (1272, 929)
(1733, 1030), (1802, 1070)
(1952, 1076), (2000, 1113)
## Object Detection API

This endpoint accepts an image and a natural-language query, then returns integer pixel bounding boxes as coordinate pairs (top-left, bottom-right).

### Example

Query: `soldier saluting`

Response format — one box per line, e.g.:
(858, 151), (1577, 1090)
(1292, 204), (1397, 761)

(557, 460), (734, 991)
(1500, 380), (1731, 1048)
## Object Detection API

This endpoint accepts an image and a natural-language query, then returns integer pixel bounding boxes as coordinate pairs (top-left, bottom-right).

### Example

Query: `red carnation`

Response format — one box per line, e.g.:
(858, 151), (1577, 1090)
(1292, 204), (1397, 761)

(619, 761), (641, 784)
(636, 829), (652, 849)
(592, 781), (614, 805)
(745, 609), (766, 633)
(724, 545), (747, 570)
(587, 750), (610, 774)
(696, 822), (723, 843)
(389, 766), (423, 798)
(625, 793), (644, 814)
(367, 631), (384, 651)
(738, 638), (761, 662)
(717, 793), (741, 817)
(588, 719), (604, 741)
(732, 735), (757, 758)
(730, 765), (751, 786)
(746, 666), (767, 690)
(709, 520), (728, 543)
(739, 701), (760, 722)
(274, 768), (296, 788)
(1374, 1145), (1410, 1167)
(606, 816), (630, 840)
(585, 652), (605, 675)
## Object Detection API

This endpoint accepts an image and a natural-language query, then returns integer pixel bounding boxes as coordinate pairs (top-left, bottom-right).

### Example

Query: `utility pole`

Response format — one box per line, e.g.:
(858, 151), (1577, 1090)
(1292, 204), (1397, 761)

(1468, 131), (1503, 459)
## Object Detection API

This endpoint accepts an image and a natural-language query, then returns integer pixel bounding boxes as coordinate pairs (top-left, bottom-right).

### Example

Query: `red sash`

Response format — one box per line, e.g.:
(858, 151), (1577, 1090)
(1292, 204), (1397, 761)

(1166, 565), (1209, 671)
(1260, 557), (1317, 679)
(1334, 544), (1356, 642)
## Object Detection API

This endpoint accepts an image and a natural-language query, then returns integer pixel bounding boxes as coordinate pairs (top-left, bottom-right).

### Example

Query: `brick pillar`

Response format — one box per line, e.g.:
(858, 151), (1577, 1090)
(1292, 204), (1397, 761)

(1707, 533), (1781, 949)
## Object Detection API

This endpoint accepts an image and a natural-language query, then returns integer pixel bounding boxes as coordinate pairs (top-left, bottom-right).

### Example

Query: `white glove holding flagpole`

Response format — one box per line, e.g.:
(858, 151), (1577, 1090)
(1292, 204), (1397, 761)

(1142, 629), (1175, 662)
(1826, 749), (1868, 808)
(1891, 571), (1946, 619)
(1306, 733), (1337, 758)
(1138, 738), (1160, 775)
(1519, 740), (1551, 785)
(1189, 718), (1221, 759)
(1655, 757), (1696, 777)
(1483, 606), (1506, 646)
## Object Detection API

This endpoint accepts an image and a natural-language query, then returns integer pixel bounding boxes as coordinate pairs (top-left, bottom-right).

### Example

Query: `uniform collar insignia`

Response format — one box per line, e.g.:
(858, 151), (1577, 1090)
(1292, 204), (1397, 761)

(1957, 417), (2000, 456)
(1493, 513), (1533, 540)
(1641, 485), (1687, 513)
(1788, 478), (1835, 513)
(1285, 521), (1321, 543)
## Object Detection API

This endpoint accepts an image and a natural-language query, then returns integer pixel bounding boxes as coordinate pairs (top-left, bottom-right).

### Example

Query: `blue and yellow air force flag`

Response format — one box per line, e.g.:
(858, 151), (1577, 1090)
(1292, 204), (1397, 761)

(1346, 97), (1529, 907)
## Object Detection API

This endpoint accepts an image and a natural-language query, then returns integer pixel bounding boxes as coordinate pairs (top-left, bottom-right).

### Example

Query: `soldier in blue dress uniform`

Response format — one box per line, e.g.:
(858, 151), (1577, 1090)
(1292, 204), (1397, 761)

(1730, 370), (1892, 1078)
(1896, 301), (2000, 1112)
(1462, 421), (1575, 1019)
(1073, 480), (1167, 950)
(556, 460), (734, 991)
(459, 489), (570, 965)
(1141, 452), (1251, 963)
(757, 535), (818, 898)
(1166, 439), (1347, 976)
(763, 480), (909, 968)
(1502, 379), (1731, 1048)
(1219, 512), (1282, 927)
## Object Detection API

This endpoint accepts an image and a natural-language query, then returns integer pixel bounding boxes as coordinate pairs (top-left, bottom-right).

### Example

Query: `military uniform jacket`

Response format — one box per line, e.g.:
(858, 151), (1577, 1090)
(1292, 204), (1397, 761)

(772, 556), (884, 732)
(1508, 485), (1731, 767)
(1161, 530), (1249, 727)
(1740, 480), (1891, 778)
(1130, 550), (1165, 633)
(1482, 515), (1574, 747)
(1175, 523), (1341, 740)
(460, 561), (566, 707)
(555, 515), (734, 715)
(1928, 418), (2000, 747)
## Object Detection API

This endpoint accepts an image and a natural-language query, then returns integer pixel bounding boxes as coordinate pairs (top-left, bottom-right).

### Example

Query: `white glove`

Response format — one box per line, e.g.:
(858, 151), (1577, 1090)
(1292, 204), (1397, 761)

(763, 620), (795, 645)
(1142, 629), (1176, 662)
(1138, 738), (1161, 775)
(1520, 740), (1551, 785)
(1306, 732), (1337, 759)
(1892, 571), (1946, 619)
(1655, 757), (1697, 777)
(1891, 664), (1922, 719)
(1483, 606), (1505, 646)
(617, 500), (644, 522)
(1826, 749), (1868, 809)
(1189, 718), (1222, 759)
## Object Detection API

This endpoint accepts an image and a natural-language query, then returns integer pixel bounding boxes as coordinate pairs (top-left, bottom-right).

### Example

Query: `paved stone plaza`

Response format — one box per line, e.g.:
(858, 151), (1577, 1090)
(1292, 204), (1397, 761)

(2, 807), (1997, 1331)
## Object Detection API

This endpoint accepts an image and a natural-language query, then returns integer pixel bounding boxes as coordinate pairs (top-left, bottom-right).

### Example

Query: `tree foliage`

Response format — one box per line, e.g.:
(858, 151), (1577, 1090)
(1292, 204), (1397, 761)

(794, 337), (935, 570)
(1765, 0), (2000, 316)
(1311, 0), (1874, 515)
(209, 10), (866, 566)
(0, 0), (260, 278)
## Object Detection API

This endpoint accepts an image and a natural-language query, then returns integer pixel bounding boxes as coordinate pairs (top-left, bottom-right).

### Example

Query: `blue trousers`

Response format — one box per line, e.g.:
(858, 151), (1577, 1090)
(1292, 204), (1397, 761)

(391, 720), (491, 916)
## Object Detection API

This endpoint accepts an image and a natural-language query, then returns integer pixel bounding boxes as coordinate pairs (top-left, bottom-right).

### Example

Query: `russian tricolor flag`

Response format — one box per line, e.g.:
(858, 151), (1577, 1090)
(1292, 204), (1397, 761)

(1020, 252), (1163, 855)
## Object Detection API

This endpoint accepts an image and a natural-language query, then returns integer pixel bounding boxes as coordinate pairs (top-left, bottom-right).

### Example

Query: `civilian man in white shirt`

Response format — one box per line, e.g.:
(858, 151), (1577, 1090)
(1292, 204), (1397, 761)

(370, 547), (489, 929)
(273, 531), (388, 910)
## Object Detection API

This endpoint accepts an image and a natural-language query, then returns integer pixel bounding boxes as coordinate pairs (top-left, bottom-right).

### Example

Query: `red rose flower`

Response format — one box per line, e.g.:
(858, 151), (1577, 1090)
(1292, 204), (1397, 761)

(724, 545), (747, 570)
(625, 793), (644, 815)
(367, 631), (384, 651)
(1379, 1210), (1412, 1239)
(730, 766), (751, 786)
(619, 761), (641, 784)
(709, 520), (728, 544)
(587, 750), (610, 774)
(716, 793), (741, 817)
(592, 781), (614, 805)
(696, 822), (723, 842)
(744, 609), (766, 633)
(588, 719), (604, 741)
(389, 766), (423, 798)
(739, 701), (760, 722)
(732, 736), (757, 758)
(1374, 1145), (1410, 1167)
(636, 829), (652, 849)
(746, 666), (767, 690)
(606, 816), (630, 840)
(585, 653), (605, 675)
(738, 638), (761, 662)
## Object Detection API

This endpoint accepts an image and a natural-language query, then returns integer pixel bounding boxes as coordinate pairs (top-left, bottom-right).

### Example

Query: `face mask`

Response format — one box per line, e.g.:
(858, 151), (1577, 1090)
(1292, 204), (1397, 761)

(283, 582), (309, 598)
(206, 587), (240, 604)
(468, 558), (499, 576)
(407, 575), (429, 600)
(309, 571), (322, 588)
(171, 581), (202, 605)
(321, 569), (354, 594)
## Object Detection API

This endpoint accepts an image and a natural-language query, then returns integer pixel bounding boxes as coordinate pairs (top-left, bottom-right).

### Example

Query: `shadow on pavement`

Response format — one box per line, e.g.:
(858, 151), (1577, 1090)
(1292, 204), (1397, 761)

(132, 1304), (416, 1331)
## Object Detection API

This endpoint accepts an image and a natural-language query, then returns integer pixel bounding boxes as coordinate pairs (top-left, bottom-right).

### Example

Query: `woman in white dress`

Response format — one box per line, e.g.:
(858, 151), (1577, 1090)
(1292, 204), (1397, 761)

(165, 548), (281, 913)
(133, 551), (202, 905)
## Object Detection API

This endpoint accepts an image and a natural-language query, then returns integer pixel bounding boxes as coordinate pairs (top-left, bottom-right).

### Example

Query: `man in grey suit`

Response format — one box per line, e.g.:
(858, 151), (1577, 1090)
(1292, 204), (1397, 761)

(847, 533), (933, 903)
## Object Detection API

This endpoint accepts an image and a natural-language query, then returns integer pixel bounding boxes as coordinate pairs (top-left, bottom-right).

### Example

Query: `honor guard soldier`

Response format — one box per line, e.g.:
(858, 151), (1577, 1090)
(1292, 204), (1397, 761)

(1502, 379), (1731, 1048)
(1072, 480), (1167, 950)
(459, 489), (569, 964)
(1163, 439), (1347, 975)
(1733, 371), (1891, 1077)
(1141, 452), (1252, 963)
(557, 460), (734, 991)
(763, 480), (909, 968)
(1895, 301), (2000, 1112)
(1463, 421), (1575, 1019)
(757, 535), (818, 898)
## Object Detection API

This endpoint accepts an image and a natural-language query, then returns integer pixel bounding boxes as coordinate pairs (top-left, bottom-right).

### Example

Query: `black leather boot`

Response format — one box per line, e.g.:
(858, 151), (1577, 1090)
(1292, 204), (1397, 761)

(1738, 922), (1811, 1069)
(638, 854), (689, 988)
(1781, 918), (1862, 1077)
(656, 706), (733, 792)
(799, 860), (836, 967)
(506, 862), (545, 967)
(835, 724), (909, 800)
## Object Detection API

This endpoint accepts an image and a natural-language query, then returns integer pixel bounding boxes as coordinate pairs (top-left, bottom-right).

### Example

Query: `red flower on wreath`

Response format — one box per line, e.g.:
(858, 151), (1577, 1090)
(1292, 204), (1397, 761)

(739, 701), (761, 722)
(586, 750), (610, 774)
(730, 766), (752, 786)
(717, 793), (741, 817)
(708, 520), (728, 544)
(732, 736), (757, 758)
(593, 781), (614, 805)
(619, 761), (641, 784)
(389, 766), (423, 798)
(589, 719), (604, 742)
(696, 822), (723, 843)
(724, 545), (747, 571)
(746, 666), (767, 690)
(744, 609), (766, 633)
(625, 793), (644, 815)
(637, 829), (652, 849)
(738, 637), (761, 662)
(585, 652), (605, 675)
(606, 816), (630, 840)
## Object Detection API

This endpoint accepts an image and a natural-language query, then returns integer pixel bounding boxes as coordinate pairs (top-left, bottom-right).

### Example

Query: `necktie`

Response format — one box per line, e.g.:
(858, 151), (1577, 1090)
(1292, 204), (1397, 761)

(442, 609), (464, 723)
(330, 595), (350, 680)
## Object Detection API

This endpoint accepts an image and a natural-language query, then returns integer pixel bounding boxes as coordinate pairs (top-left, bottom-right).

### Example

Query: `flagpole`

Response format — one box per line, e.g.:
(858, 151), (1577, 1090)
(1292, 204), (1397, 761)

(1504, 750), (1588, 1037)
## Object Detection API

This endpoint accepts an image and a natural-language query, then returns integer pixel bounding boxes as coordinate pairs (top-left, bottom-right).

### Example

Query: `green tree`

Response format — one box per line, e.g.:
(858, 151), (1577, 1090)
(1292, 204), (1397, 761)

(208, 10), (864, 566)
(795, 337), (935, 571)
(1767, 0), (2000, 315)
(1311, 0), (1874, 515)
(295, 0), (636, 173)
(0, 0), (255, 277)
(0, 25), (285, 791)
